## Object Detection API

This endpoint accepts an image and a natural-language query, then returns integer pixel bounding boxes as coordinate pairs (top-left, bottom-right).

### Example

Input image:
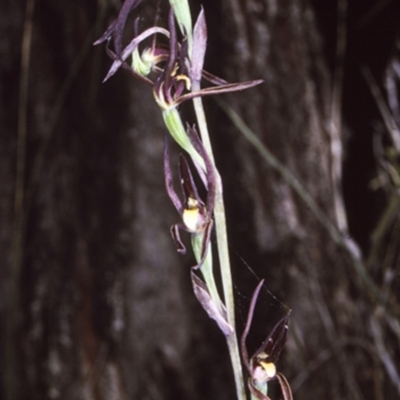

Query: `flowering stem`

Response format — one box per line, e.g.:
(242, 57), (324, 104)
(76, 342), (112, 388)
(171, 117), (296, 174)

(191, 84), (247, 400)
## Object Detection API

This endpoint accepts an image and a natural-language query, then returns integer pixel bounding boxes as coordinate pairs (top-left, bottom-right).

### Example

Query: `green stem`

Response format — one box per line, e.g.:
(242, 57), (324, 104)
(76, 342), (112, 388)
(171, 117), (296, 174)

(192, 84), (247, 400)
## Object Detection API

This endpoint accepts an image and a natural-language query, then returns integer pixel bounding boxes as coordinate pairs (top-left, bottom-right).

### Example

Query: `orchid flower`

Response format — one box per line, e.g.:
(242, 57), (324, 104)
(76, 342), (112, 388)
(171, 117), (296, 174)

(241, 280), (293, 400)
(94, 2), (262, 168)
(163, 125), (215, 270)
(164, 125), (233, 336)
(95, 3), (262, 106)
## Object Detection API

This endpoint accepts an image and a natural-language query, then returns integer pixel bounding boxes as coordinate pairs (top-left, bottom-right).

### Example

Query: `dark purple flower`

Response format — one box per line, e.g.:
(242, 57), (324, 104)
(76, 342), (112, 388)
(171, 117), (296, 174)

(94, 1), (263, 109)
(241, 280), (293, 400)
(163, 125), (215, 270)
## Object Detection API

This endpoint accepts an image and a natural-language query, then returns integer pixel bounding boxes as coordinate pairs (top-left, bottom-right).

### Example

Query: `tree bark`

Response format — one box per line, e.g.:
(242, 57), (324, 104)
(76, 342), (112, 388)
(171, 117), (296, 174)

(1, 1), (399, 400)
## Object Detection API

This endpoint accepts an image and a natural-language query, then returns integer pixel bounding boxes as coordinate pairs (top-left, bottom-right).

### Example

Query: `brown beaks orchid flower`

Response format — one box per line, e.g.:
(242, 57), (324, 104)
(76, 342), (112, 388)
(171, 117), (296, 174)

(94, 2), (263, 110)
(152, 7), (263, 110)
(241, 280), (293, 400)
(163, 125), (215, 270)
(164, 125), (233, 337)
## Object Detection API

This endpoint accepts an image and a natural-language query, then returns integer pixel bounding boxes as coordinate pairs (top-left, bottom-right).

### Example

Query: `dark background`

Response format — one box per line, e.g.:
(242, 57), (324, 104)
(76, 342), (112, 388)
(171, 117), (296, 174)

(1, 0), (399, 399)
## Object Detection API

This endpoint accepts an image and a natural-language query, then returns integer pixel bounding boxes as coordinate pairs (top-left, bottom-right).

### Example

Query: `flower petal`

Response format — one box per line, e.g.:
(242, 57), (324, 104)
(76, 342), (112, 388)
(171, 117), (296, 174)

(191, 271), (233, 336)
(103, 26), (169, 82)
(94, 0), (144, 54)
(163, 136), (183, 213)
(241, 279), (265, 374)
(105, 45), (154, 85)
(202, 70), (229, 86)
(185, 125), (215, 213)
(174, 79), (263, 105)
(253, 311), (291, 362)
(179, 154), (203, 205)
(190, 8), (207, 82)
(276, 373), (293, 400)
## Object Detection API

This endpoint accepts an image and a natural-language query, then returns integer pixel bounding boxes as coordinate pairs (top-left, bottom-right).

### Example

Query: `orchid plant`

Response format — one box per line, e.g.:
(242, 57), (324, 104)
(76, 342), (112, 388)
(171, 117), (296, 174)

(95, 1), (292, 399)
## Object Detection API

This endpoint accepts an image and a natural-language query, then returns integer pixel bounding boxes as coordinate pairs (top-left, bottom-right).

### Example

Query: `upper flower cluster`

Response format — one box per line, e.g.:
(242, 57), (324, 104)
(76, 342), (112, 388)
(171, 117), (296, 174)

(94, 0), (262, 111)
